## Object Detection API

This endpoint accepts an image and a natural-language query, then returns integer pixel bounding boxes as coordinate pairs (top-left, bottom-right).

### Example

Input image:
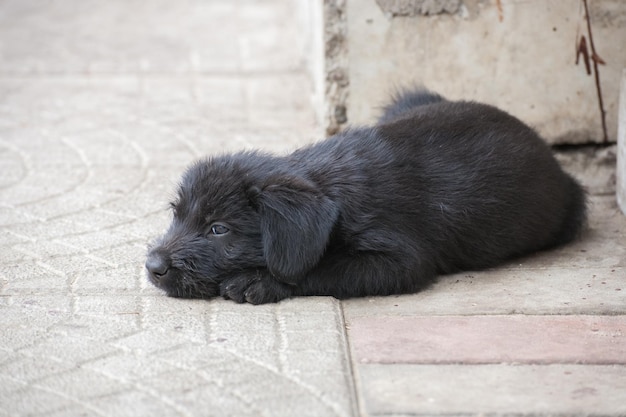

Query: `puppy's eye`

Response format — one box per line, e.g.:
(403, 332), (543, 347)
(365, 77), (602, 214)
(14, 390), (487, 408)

(210, 224), (230, 236)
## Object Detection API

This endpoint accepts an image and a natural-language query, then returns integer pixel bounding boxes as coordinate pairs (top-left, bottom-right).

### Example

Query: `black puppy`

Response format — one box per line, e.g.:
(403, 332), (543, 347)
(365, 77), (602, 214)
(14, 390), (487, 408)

(146, 89), (587, 304)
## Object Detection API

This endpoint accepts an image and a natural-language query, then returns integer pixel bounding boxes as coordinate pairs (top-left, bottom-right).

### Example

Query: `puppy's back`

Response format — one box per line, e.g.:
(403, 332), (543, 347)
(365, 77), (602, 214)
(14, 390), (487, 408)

(374, 95), (587, 272)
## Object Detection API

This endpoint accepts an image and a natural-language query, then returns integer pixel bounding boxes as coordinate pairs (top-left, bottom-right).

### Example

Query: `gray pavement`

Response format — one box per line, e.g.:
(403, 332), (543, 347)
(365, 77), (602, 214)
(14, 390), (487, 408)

(1, 1), (625, 416)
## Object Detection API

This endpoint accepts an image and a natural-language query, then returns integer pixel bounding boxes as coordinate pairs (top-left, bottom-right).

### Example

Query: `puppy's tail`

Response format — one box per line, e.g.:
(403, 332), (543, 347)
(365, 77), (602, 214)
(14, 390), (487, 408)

(552, 174), (588, 247)
(378, 88), (445, 124)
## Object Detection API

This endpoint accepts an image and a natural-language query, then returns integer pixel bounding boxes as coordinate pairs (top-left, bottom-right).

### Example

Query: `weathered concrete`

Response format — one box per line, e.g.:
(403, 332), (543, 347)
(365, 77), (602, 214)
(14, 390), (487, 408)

(2, 296), (356, 417)
(358, 364), (626, 415)
(328, 0), (626, 144)
(350, 315), (626, 364)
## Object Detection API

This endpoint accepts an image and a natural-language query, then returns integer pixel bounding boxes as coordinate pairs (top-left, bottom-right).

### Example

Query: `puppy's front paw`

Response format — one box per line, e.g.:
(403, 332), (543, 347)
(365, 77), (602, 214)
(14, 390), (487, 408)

(219, 272), (293, 304)
(220, 273), (256, 303)
(243, 279), (292, 305)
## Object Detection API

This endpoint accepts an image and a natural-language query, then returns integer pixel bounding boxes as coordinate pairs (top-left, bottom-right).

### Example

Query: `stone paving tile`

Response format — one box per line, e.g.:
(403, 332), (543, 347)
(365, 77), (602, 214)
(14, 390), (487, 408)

(349, 315), (626, 365)
(344, 194), (626, 416)
(358, 364), (626, 416)
(4, 387), (77, 417)
(2, 294), (356, 416)
(0, 0), (302, 74)
(0, 1), (354, 416)
(343, 265), (626, 317)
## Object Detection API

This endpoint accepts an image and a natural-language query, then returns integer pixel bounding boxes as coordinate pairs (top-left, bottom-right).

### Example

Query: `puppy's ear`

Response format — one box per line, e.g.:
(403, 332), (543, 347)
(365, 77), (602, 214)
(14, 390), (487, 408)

(249, 176), (338, 280)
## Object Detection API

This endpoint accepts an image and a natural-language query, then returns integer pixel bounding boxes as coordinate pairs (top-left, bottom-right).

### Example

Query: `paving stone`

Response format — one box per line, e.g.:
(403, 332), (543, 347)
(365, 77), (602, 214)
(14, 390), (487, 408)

(0, 257), (57, 284)
(4, 295), (72, 320)
(12, 240), (86, 259)
(6, 387), (78, 416)
(18, 333), (121, 365)
(349, 315), (626, 365)
(35, 368), (132, 399)
(0, 375), (24, 397)
(0, 229), (30, 248)
(89, 389), (192, 417)
(2, 217), (92, 242)
(25, 255), (111, 281)
(0, 355), (76, 384)
(110, 328), (201, 355)
(72, 295), (141, 316)
(0, 206), (36, 227)
(65, 209), (143, 231)
(83, 353), (180, 384)
(0, 78), (141, 129)
(343, 266), (626, 317)
(49, 314), (140, 342)
(0, 1), (303, 74)
(244, 74), (318, 128)
(358, 364), (626, 416)
(73, 264), (142, 293)
(87, 240), (148, 267)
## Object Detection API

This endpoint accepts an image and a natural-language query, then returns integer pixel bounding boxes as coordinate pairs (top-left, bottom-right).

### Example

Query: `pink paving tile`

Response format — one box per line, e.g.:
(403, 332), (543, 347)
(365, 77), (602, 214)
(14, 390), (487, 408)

(348, 315), (626, 364)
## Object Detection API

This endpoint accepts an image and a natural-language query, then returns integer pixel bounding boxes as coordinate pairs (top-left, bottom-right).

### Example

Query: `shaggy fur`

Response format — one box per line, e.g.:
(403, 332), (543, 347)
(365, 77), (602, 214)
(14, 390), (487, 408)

(146, 89), (587, 304)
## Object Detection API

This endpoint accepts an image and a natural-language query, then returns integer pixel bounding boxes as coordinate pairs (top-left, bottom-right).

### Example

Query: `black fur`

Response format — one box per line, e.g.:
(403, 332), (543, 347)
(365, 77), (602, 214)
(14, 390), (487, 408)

(146, 89), (587, 304)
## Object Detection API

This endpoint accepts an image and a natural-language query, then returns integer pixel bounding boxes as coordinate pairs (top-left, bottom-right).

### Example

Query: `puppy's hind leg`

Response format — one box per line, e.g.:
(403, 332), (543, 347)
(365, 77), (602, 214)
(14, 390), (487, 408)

(302, 251), (437, 299)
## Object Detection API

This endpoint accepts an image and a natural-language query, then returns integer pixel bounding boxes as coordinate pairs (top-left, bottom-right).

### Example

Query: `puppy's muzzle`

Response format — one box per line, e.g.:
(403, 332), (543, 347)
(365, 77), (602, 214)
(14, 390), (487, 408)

(145, 252), (171, 286)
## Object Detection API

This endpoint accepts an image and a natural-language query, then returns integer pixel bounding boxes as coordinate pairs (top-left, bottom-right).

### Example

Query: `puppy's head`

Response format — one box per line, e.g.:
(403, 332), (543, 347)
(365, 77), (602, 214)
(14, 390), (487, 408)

(146, 153), (338, 299)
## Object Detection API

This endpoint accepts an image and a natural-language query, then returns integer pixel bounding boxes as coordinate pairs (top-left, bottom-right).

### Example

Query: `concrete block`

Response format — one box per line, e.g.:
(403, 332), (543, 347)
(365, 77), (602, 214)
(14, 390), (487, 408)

(72, 295), (140, 315)
(0, 355), (76, 383)
(0, 2), (293, 74)
(36, 368), (132, 399)
(89, 390), (184, 417)
(358, 364), (626, 415)
(19, 332), (120, 364)
(7, 387), (77, 416)
(71, 264), (141, 295)
(349, 315), (626, 365)
(322, 0), (626, 143)
(344, 266), (626, 317)
(0, 374), (23, 397)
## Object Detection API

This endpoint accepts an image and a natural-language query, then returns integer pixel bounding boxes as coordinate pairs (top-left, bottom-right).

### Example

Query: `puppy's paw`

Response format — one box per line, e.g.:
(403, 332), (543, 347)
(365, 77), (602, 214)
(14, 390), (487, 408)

(219, 272), (293, 304)
(219, 275), (254, 303)
(243, 279), (293, 304)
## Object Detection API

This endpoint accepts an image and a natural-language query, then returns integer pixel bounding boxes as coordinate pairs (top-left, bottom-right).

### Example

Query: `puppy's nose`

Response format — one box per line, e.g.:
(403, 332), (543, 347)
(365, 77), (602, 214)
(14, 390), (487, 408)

(145, 253), (170, 281)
